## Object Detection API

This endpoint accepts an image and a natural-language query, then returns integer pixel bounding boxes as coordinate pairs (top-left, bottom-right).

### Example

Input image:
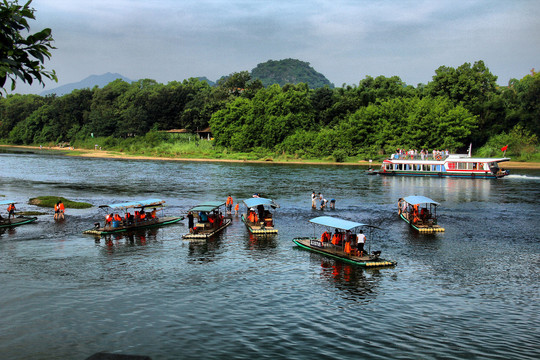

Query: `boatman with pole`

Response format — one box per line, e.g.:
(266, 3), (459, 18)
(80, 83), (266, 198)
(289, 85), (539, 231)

(357, 230), (366, 256)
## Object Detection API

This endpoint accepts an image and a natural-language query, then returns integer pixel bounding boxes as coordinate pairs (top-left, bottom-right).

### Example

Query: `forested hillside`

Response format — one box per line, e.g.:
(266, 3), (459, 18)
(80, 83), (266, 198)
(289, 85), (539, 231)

(251, 59), (334, 89)
(0, 60), (538, 162)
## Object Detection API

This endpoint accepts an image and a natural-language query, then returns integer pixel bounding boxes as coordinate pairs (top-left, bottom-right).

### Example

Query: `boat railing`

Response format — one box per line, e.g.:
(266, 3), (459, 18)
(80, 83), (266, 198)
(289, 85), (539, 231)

(390, 153), (449, 161)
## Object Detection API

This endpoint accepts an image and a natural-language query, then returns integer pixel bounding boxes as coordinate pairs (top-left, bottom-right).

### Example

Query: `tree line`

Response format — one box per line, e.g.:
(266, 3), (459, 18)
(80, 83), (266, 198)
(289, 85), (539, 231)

(0, 61), (538, 161)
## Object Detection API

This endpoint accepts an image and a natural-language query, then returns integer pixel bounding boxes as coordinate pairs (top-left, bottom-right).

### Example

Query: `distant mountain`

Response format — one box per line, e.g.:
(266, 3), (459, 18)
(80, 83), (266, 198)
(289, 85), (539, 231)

(40, 72), (133, 96)
(196, 77), (215, 86)
(250, 59), (334, 89)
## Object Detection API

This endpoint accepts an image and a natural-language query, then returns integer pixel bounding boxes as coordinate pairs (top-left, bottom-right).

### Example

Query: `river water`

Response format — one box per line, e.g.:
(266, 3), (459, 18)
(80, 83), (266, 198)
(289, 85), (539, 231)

(0, 149), (539, 360)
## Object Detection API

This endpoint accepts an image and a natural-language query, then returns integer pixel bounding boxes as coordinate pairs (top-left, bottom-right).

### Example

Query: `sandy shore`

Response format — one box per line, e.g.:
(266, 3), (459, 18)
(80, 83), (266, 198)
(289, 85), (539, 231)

(2, 144), (539, 169)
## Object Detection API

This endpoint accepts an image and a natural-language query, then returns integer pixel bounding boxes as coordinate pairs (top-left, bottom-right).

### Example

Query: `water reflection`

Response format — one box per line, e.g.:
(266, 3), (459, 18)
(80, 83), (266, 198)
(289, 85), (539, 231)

(187, 236), (223, 263)
(97, 228), (160, 253)
(317, 258), (380, 302)
(244, 232), (278, 251)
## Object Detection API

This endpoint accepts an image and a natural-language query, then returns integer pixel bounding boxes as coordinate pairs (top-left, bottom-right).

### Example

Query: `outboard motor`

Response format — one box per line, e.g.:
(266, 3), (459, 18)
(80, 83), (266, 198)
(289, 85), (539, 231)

(94, 222), (100, 229)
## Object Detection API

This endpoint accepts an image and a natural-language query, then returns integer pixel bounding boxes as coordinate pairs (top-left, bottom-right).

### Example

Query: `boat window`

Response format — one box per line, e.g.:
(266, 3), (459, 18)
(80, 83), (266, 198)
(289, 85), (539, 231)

(447, 162), (456, 170)
(457, 162), (467, 170)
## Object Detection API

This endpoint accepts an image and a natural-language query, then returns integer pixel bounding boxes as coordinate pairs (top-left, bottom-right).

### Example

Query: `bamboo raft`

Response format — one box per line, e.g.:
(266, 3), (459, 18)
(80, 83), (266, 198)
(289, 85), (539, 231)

(293, 238), (396, 267)
(83, 216), (183, 236)
(0, 216), (37, 229)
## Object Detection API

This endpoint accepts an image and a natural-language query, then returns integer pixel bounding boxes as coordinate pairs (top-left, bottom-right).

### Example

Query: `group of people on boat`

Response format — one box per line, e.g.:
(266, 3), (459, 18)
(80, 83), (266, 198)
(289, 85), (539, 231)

(246, 205), (274, 228)
(393, 148), (449, 161)
(104, 208), (158, 229)
(187, 210), (224, 234)
(319, 229), (367, 256)
(399, 201), (432, 225)
(311, 192), (335, 210)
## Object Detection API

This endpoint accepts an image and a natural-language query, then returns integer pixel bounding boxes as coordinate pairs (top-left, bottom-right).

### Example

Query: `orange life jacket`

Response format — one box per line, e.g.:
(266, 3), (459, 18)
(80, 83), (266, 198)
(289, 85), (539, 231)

(321, 231), (330, 242)
(106, 214), (112, 223)
(226, 196), (233, 205)
(344, 241), (352, 254)
(59, 203), (65, 211)
(113, 214), (122, 221)
(7, 204), (15, 212)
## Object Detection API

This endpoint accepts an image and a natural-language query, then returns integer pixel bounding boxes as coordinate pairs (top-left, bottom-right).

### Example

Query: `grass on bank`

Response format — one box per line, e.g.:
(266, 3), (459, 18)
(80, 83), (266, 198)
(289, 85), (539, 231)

(29, 196), (93, 209)
(7, 129), (540, 164)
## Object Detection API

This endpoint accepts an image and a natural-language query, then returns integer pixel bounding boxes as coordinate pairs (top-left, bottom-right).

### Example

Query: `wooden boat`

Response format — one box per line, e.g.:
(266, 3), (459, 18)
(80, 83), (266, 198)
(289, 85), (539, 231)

(182, 201), (231, 240)
(241, 197), (279, 235)
(376, 152), (510, 178)
(293, 216), (397, 267)
(83, 199), (183, 236)
(398, 196), (445, 233)
(0, 200), (37, 228)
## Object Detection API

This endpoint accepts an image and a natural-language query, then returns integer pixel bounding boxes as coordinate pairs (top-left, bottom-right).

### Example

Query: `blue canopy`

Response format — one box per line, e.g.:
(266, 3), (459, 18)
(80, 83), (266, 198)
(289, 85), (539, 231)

(100, 199), (165, 210)
(243, 197), (279, 208)
(402, 196), (440, 206)
(189, 201), (225, 213)
(309, 216), (366, 230)
(0, 200), (17, 206)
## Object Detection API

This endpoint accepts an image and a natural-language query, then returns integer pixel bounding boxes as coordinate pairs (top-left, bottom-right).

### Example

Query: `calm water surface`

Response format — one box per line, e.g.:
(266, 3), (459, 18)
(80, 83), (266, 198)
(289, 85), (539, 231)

(1, 150), (539, 360)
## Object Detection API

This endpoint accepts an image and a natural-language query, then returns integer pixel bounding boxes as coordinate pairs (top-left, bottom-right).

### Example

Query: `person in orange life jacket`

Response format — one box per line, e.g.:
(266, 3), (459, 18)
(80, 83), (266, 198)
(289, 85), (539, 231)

(234, 203), (239, 216)
(321, 231), (331, 242)
(357, 230), (366, 255)
(331, 230), (342, 246)
(113, 214), (122, 222)
(7, 203), (16, 219)
(105, 213), (113, 228)
(226, 195), (233, 214)
(58, 201), (65, 219)
(151, 208), (157, 219)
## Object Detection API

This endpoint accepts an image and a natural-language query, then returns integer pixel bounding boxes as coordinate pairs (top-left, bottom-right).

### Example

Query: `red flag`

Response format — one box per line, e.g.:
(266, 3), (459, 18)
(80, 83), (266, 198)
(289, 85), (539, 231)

(501, 145), (508, 152)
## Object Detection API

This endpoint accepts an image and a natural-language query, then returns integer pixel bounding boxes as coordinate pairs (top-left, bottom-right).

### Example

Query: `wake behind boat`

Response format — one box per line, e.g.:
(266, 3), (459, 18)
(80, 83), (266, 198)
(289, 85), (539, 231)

(83, 199), (182, 236)
(241, 197), (279, 235)
(293, 216), (396, 267)
(182, 201), (231, 240)
(0, 200), (37, 228)
(398, 196), (445, 233)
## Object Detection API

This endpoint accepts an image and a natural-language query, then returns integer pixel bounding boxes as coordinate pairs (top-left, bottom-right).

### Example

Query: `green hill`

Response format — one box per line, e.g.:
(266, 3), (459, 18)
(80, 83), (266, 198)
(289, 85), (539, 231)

(250, 59), (334, 89)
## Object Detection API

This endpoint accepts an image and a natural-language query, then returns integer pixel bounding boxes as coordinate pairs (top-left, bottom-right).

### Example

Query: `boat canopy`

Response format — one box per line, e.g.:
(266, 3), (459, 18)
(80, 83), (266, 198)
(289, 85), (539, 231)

(243, 197), (279, 209)
(99, 199), (165, 210)
(310, 216), (366, 231)
(189, 201), (225, 213)
(402, 196), (439, 206)
(0, 200), (17, 205)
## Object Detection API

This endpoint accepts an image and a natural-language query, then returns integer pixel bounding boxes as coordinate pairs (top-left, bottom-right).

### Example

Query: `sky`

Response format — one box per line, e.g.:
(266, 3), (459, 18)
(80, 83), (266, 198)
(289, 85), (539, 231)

(9, 0), (540, 94)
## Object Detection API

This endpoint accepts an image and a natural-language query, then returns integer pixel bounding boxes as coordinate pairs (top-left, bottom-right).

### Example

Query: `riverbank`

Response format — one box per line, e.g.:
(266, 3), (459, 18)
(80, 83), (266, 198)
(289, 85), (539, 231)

(2, 144), (539, 169)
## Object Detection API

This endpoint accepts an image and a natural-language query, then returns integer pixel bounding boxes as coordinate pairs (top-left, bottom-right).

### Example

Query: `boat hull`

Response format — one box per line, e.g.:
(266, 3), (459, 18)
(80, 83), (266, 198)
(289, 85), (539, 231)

(241, 214), (278, 235)
(378, 170), (504, 179)
(182, 218), (232, 240)
(0, 216), (37, 228)
(83, 216), (183, 236)
(399, 213), (445, 233)
(293, 238), (396, 267)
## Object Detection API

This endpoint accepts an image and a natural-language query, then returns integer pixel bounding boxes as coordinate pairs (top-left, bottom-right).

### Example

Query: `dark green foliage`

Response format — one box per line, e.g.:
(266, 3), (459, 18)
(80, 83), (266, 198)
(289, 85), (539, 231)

(251, 59), (334, 89)
(0, 60), (538, 162)
(0, 0), (57, 94)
